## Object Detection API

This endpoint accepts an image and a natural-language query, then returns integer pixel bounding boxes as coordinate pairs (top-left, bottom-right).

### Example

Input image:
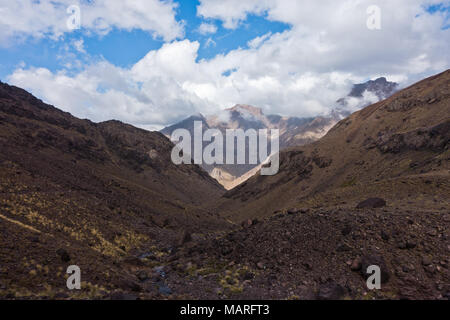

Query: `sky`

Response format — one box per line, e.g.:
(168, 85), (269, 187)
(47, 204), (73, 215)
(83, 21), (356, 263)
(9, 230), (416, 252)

(0, 0), (449, 130)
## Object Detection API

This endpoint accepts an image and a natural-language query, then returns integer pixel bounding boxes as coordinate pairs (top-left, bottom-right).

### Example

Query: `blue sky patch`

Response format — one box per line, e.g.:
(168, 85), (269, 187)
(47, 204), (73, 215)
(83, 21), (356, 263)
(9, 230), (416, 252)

(0, 0), (290, 80)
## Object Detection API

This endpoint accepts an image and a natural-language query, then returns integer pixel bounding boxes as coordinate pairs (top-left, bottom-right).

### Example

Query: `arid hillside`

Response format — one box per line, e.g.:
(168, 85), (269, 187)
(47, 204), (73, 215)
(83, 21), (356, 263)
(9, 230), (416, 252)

(0, 81), (229, 299)
(157, 70), (449, 300)
(215, 70), (450, 222)
(0, 70), (448, 300)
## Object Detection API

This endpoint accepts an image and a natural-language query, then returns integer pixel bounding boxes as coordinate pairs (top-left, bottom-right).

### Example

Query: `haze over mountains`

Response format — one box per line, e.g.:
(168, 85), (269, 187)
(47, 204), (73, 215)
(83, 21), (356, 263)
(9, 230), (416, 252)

(0, 70), (448, 300)
(162, 77), (399, 188)
(216, 71), (449, 220)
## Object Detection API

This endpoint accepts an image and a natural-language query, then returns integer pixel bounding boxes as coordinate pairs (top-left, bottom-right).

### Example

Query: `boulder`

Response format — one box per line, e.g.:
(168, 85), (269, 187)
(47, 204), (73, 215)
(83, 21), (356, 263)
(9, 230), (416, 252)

(136, 270), (149, 282)
(316, 282), (346, 300)
(56, 248), (71, 262)
(178, 230), (192, 246)
(350, 257), (362, 271)
(356, 198), (386, 209)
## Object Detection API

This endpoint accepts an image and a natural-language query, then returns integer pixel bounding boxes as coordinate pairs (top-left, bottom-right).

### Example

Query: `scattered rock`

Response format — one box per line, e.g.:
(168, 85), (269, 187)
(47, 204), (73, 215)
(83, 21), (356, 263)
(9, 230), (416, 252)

(123, 256), (145, 266)
(303, 262), (313, 271)
(397, 241), (407, 250)
(138, 252), (156, 261)
(422, 256), (432, 266)
(316, 282), (346, 300)
(153, 266), (166, 279)
(406, 240), (417, 249)
(380, 230), (390, 241)
(256, 262), (265, 270)
(427, 229), (438, 237)
(241, 219), (257, 228)
(242, 271), (255, 281)
(110, 291), (138, 300)
(337, 243), (352, 252)
(402, 264), (415, 273)
(56, 248), (71, 262)
(397, 239), (416, 250)
(312, 151), (333, 168)
(27, 236), (40, 243)
(178, 230), (192, 246)
(118, 279), (142, 292)
(136, 271), (149, 282)
(157, 282), (172, 296)
(356, 198), (387, 209)
(424, 265), (436, 275)
(54, 292), (69, 299)
(350, 257), (362, 271)
(221, 247), (233, 256)
(341, 225), (352, 236)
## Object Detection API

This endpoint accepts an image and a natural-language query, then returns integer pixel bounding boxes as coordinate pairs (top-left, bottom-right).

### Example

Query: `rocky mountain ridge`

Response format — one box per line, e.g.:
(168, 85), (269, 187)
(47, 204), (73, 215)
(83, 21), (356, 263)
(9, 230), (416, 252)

(162, 78), (398, 189)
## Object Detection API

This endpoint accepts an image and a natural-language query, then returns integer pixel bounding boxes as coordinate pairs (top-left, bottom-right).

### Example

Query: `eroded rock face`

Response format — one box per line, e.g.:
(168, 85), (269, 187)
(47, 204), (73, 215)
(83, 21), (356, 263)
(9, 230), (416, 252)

(376, 121), (450, 154)
(386, 87), (450, 113)
(311, 150), (333, 168)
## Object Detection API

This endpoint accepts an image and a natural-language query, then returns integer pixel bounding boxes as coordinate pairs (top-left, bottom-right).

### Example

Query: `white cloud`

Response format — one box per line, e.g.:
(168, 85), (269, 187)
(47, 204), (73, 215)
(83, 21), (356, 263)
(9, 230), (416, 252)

(5, 40), (358, 128)
(204, 37), (217, 48)
(6, 0), (450, 129)
(72, 39), (85, 53)
(198, 22), (218, 35)
(197, 0), (271, 29)
(344, 90), (381, 113)
(0, 0), (183, 44)
(248, 33), (272, 49)
(8, 56), (208, 129)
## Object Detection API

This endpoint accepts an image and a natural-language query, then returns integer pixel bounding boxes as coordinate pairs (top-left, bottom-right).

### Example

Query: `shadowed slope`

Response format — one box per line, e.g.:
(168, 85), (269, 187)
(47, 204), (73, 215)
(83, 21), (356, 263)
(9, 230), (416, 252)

(0, 81), (229, 298)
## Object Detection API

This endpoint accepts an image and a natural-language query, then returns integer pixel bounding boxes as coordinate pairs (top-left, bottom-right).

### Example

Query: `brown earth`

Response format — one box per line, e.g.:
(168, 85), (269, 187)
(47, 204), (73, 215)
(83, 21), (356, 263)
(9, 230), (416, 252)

(0, 81), (229, 299)
(214, 70), (450, 222)
(0, 70), (449, 300)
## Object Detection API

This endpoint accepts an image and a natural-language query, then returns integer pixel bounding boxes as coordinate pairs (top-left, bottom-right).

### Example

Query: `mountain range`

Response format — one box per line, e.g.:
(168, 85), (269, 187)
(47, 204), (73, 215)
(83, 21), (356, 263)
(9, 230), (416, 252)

(162, 77), (398, 189)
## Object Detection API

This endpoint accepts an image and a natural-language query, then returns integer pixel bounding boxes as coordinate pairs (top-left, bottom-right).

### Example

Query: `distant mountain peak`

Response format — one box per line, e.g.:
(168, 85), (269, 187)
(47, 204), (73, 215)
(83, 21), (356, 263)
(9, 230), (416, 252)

(190, 112), (206, 119)
(227, 104), (264, 117)
(334, 77), (399, 116)
(160, 76), (401, 188)
(348, 77), (398, 99)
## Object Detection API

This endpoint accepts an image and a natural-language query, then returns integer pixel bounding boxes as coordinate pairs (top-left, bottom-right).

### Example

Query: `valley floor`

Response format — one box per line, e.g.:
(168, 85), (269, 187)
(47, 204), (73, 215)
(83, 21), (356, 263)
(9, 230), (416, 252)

(1, 171), (448, 300)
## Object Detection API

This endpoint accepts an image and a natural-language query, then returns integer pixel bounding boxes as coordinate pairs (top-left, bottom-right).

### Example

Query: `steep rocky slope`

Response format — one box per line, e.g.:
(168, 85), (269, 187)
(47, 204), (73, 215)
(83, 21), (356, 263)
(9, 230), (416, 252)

(0, 70), (446, 300)
(215, 70), (449, 221)
(152, 70), (448, 301)
(0, 81), (229, 298)
(160, 203), (449, 300)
